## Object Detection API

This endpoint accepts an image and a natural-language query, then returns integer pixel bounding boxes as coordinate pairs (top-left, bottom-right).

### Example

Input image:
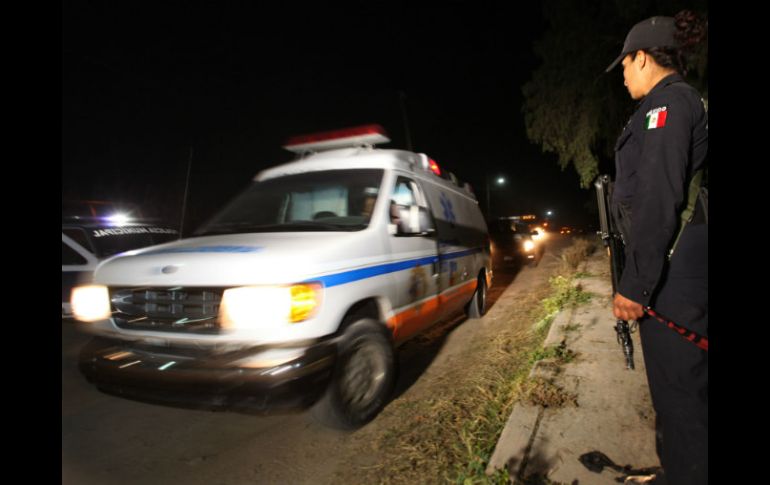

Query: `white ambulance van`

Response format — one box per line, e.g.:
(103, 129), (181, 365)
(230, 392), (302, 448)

(73, 124), (491, 428)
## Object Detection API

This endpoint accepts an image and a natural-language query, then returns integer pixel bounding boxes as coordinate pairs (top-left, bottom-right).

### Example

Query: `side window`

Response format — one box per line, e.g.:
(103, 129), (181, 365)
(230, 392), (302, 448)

(392, 177), (428, 207)
(390, 177), (435, 235)
(62, 241), (87, 265)
(392, 178), (418, 206)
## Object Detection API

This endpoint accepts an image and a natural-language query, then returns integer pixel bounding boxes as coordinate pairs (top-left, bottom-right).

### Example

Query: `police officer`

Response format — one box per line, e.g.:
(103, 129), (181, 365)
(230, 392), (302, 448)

(605, 11), (708, 485)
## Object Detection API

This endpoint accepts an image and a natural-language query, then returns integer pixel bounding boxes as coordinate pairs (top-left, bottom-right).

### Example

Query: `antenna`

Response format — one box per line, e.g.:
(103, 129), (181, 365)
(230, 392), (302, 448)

(179, 145), (193, 238)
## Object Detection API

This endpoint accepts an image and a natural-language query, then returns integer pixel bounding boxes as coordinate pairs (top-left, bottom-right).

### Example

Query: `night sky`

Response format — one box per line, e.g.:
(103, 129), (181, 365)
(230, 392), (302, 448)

(63, 2), (593, 234)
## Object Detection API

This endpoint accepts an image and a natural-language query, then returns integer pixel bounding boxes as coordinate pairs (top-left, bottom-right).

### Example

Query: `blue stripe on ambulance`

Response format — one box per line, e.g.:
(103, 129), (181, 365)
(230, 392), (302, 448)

(307, 248), (482, 288)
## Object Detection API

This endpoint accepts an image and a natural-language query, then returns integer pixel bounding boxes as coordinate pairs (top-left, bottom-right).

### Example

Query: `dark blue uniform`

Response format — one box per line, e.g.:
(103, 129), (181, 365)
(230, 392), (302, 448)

(612, 72), (708, 485)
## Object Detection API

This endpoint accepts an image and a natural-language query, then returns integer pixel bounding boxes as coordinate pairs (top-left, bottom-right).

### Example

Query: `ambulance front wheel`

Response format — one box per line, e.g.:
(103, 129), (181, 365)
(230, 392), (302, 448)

(465, 273), (487, 319)
(311, 318), (395, 430)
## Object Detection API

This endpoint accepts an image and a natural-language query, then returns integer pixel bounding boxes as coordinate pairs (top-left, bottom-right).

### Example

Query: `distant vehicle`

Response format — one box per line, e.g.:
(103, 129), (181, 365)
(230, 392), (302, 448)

(62, 210), (179, 317)
(560, 226), (572, 235)
(529, 225), (547, 241)
(489, 219), (544, 267)
(502, 215), (547, 242)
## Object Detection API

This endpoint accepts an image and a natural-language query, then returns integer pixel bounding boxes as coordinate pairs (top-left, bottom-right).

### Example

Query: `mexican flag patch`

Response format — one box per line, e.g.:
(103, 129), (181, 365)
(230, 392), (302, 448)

(645, 106), (668, 129)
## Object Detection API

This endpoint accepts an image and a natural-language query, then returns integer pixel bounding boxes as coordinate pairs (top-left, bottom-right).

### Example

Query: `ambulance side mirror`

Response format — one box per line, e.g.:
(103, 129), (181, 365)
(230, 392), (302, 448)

(415, 206), (436, 236)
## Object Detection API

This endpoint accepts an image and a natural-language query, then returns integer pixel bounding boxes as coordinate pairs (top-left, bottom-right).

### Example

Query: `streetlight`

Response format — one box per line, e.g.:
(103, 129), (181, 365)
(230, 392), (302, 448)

(486, 175), (506, 217)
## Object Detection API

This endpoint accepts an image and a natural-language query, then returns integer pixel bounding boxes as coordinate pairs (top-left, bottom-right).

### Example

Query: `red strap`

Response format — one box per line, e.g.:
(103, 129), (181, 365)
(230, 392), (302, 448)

(644, 307), (708, 351)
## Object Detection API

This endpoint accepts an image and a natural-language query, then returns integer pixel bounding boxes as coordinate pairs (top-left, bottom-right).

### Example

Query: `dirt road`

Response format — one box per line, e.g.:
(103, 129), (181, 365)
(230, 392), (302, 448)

(62, 235), (573, 485)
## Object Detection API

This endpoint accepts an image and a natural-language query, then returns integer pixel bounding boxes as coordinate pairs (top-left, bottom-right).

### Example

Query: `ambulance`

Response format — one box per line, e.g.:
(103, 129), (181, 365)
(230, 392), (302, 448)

(73, 124), (491, 429)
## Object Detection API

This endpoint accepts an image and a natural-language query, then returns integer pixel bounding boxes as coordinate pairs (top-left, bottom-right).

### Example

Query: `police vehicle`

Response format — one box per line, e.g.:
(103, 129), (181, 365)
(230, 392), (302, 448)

(72, 125), (491, 429)
(62, 208), (179, 317)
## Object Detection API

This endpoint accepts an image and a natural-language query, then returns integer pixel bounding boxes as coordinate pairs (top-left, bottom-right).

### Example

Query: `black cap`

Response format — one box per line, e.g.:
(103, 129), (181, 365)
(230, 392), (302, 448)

(605, 16), (678, 72)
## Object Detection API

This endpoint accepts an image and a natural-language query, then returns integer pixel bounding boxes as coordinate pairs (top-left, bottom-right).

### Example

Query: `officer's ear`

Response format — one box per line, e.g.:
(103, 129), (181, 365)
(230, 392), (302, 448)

(634, 50), (648, 69)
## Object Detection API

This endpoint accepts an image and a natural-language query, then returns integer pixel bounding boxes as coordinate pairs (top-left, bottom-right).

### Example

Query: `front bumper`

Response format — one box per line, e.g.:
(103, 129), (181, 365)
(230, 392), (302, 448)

(78, 336), (337, 412)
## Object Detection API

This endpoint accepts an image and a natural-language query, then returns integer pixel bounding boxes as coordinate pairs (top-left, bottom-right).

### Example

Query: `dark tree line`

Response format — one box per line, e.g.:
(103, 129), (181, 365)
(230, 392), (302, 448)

(522, 0), (708, 188)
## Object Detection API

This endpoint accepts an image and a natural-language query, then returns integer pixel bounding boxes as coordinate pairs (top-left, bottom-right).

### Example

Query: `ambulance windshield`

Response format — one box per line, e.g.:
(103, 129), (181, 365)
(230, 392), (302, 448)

(197, 169), (384, 235)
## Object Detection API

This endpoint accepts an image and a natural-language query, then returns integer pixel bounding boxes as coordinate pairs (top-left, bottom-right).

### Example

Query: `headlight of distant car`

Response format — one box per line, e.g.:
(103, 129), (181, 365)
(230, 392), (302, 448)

(523, 240), (535, 252)
(71, 285), (112, 322)
(220, 283), (323, 329)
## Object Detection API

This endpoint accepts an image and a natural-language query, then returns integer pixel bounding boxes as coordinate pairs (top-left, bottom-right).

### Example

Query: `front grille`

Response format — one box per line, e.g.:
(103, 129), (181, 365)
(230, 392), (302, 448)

(110, 287), (225, 334)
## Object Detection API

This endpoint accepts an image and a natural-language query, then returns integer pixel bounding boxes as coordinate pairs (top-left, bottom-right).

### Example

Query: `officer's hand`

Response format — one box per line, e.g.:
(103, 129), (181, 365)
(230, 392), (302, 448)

(613, 293), (644, 321)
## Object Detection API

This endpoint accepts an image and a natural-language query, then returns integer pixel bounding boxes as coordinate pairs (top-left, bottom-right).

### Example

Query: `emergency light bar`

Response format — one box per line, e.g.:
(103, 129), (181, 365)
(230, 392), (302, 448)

(283, 124), (390, 153)
(417, 154), (442, 176)
(415, 154), (474, 195)
(428, 158), (441, 176)
(281, 125), (477, 198)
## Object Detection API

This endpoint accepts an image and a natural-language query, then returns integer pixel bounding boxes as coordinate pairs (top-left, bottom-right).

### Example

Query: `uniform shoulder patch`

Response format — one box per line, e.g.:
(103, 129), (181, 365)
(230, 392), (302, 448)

(645, 106), (668, 130)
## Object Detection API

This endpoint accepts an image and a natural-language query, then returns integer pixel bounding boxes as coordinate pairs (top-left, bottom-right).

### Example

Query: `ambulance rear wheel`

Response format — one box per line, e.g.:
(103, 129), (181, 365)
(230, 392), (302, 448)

(311, 318), (395, 430)
(466, 274), (487, 319)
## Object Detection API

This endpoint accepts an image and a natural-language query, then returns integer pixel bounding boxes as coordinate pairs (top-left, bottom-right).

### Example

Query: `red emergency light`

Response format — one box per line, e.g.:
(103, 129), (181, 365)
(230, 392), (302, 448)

(283, 124), (390, 153)
(428, 158), (441, 176)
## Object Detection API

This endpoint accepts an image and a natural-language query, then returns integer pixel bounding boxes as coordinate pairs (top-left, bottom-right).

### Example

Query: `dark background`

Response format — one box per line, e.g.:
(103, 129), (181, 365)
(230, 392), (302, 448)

(63, 2), (593, 234)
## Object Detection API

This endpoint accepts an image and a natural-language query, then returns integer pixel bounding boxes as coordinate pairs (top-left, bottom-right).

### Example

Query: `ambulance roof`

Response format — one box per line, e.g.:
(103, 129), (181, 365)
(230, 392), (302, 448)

(254, 124), (475, 199)
(256, 147), (475, 200)
(256, 147), (415, 181)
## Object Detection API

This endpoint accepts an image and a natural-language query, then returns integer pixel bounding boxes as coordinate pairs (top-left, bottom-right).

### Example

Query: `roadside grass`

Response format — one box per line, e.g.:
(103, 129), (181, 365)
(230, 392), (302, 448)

(340, 239), (598, 485)
(533, 275), (593, 336)
(559, 237), (597, 273)
(528, 341), (577, 366)
(518, 376), (578, 408)
(561, 322), (582, 334)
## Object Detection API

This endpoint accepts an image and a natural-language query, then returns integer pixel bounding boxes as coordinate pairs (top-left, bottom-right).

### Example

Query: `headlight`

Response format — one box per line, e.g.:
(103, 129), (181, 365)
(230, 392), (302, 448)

(289, 284), (323, 322)
(71, 285), (111, 322)
(220, 283), (323, 330)
(523, 240), (535, 252)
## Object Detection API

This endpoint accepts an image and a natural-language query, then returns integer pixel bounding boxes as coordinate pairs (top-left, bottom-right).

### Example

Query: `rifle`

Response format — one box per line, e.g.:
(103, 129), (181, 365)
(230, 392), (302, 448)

(594, 175), (710, 365)
(594, 175), (635, 370)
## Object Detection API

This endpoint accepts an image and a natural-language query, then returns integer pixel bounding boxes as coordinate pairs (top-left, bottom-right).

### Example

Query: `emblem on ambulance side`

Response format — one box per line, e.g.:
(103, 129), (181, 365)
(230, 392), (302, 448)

(440, 193), (456, 223)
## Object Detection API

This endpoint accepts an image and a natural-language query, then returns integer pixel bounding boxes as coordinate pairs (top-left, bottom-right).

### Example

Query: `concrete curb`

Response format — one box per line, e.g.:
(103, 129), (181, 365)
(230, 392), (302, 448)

(486, 251), (659, 484)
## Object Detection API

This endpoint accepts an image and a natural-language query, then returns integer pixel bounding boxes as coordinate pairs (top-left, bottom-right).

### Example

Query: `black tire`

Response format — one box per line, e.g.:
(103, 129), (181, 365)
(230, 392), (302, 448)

(311, 318), (395, 430)
(465, 273), (487, 319)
